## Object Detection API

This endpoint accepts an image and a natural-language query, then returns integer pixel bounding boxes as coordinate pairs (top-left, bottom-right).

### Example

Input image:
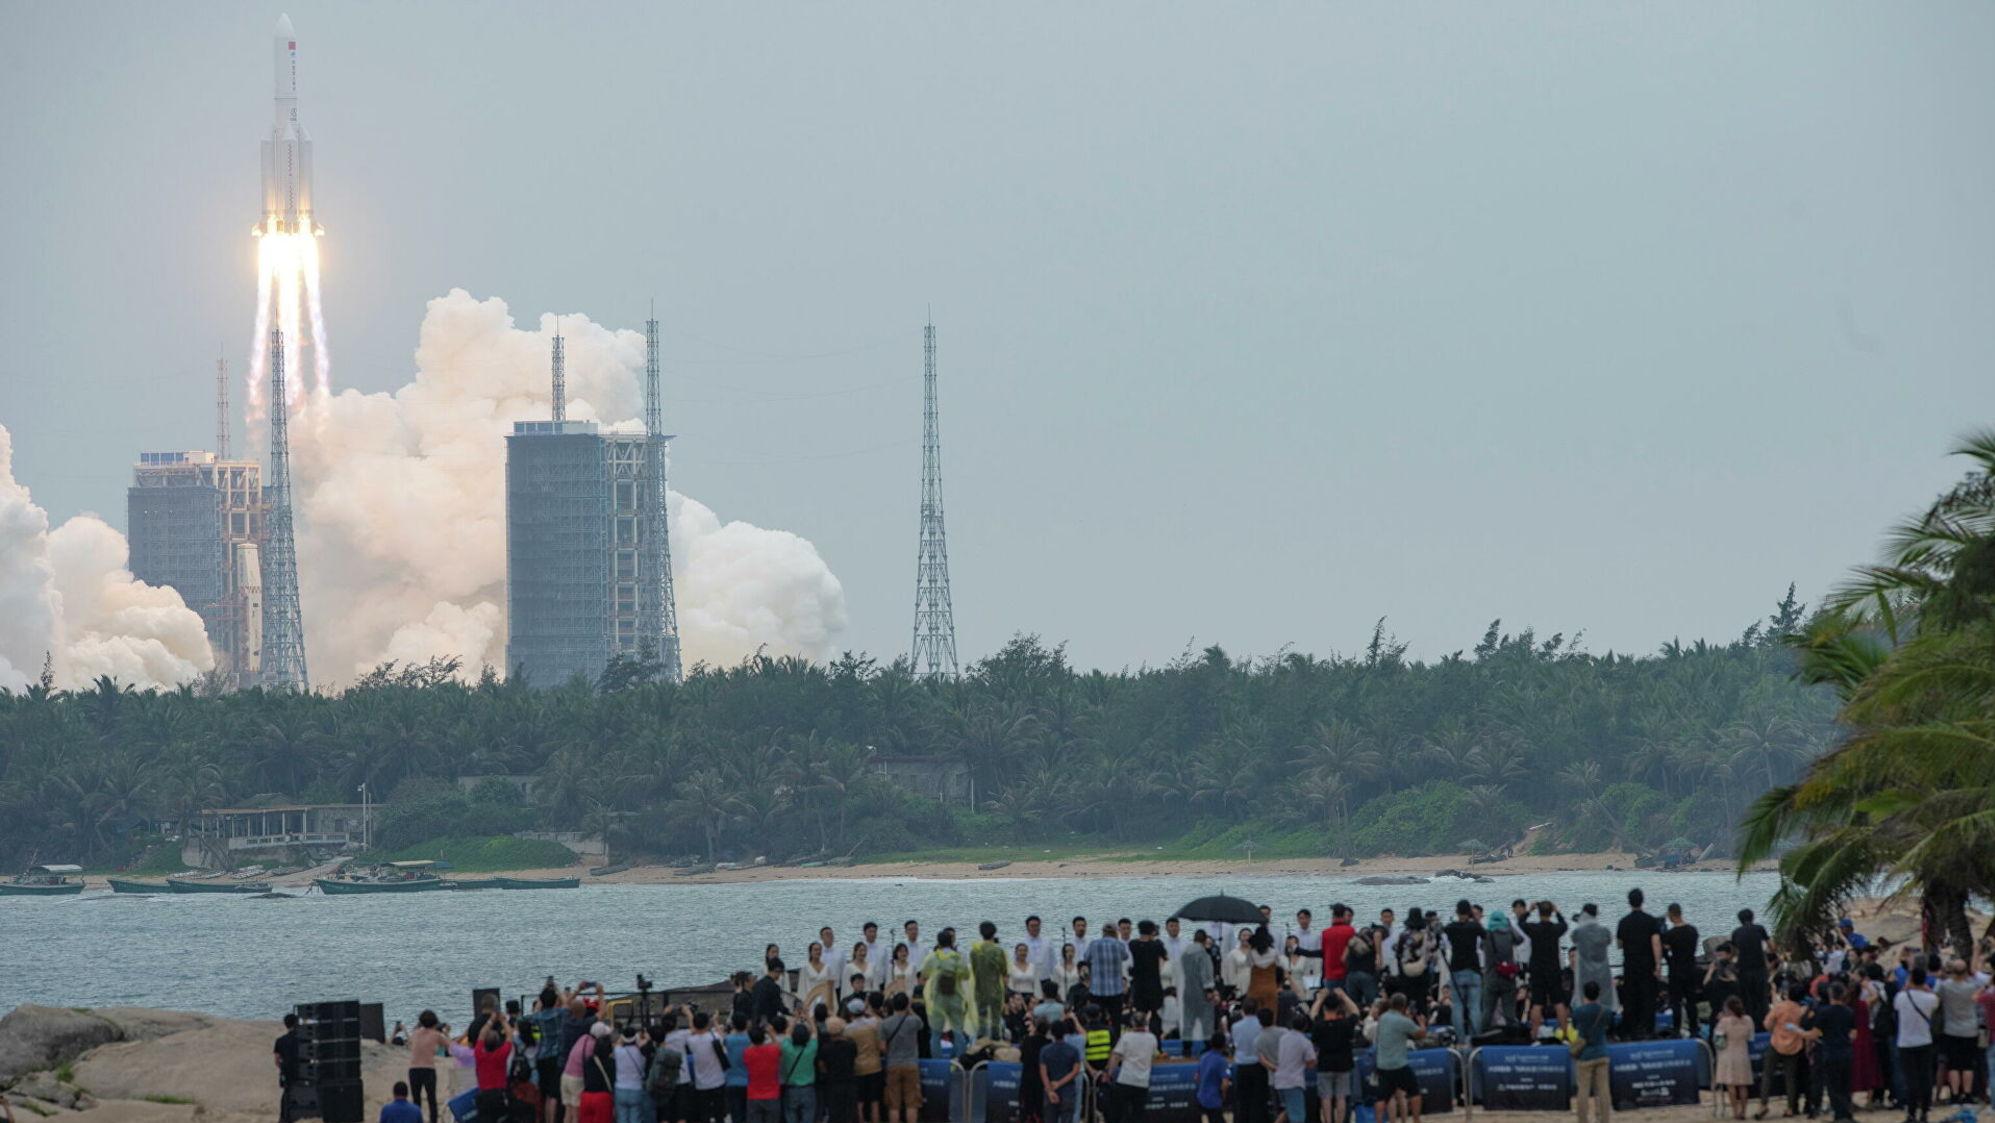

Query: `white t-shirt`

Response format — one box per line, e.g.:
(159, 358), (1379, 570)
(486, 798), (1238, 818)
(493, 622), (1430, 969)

(664, 1029), (693, 1085)
(687, 1031), (728, 1090)
(1895, 988), (1940, 1048)
(1111, 1030), (1160, 1088)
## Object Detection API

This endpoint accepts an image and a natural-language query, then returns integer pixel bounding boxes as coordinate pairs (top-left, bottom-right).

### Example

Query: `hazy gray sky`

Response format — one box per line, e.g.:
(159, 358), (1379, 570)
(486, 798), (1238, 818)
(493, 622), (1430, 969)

(4, 3), (1993, 671)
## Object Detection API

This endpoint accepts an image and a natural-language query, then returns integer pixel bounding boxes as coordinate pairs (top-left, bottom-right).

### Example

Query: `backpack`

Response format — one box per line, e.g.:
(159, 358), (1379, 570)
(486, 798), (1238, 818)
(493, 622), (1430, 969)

(936, 958), (959, 997)
(648, 1047), (683, 1096)
(1401, 932), (1429, 977)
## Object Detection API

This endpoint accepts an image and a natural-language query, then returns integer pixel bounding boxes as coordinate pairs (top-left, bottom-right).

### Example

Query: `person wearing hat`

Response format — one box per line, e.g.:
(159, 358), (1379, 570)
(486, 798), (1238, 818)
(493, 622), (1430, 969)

(846, 997), (885, 1123)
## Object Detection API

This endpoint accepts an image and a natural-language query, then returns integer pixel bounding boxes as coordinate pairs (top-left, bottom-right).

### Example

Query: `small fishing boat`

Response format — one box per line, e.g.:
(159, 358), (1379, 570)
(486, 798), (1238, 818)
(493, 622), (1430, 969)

(587, 862), (630, 877)
(2, 864), (86, 896)
(444, 878), (507, 890)
(167, 876), (272, 894)
(107, 877), (167, 894)
(313, 860), (447, 895)
(496, 876), (580, 890)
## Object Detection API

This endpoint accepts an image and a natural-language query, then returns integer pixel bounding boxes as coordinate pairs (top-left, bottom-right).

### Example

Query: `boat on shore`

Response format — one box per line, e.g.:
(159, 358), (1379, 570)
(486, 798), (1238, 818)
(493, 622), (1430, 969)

(107, 877), (167, 894)
(2, 864), (86, 896)
(444, 878), (507, 890)
(167, 876), (271, 894)
(496, 876), (580, 890)
(313, 860), (448, 895)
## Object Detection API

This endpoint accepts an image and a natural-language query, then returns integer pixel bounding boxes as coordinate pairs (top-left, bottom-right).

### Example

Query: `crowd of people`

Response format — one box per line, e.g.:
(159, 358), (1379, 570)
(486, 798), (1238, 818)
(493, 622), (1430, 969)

(305, 887), (1995, 1123)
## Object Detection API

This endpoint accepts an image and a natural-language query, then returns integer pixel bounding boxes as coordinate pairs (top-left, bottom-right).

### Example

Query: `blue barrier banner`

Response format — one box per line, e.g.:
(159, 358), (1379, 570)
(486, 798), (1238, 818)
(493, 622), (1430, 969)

(1141, 1060), (1209, 1123)
(1355, 1047), (1457, 1119)
(1474, 1046), (1572, 1111)
(981, 1062), (1020, 1123)
(919, 1059), (958, 1123)
(1607, 1039), (1702, 1109)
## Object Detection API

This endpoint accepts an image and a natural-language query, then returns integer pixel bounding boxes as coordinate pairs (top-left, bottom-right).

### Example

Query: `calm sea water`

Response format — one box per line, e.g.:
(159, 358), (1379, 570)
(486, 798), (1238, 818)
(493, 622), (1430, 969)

(2, 870), (1777, 1022)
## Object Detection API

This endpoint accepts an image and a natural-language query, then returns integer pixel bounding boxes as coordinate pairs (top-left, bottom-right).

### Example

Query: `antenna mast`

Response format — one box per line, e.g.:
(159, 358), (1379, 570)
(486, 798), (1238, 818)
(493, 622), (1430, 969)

(911, 317), (959, 681)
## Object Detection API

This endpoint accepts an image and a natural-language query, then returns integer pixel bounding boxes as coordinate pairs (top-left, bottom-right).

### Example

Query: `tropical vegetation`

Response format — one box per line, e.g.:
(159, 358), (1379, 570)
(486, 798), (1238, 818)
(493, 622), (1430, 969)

(0, 599), (1836, 871)
(1742, 431), (1995, 956)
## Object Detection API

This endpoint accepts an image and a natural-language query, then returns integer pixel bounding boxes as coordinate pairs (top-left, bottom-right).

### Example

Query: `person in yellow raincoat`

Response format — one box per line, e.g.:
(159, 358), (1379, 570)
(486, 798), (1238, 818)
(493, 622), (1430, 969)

(921, 928), (977, 1055)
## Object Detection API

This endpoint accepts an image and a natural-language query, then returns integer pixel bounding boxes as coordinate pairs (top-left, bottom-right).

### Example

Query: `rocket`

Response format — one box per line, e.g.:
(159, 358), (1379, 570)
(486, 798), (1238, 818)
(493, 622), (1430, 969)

(259, 14), (317, 235)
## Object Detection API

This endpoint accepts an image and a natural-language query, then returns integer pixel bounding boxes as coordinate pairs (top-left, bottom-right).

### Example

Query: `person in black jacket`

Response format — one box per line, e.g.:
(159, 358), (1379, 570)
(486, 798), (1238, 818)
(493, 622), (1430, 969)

(1520, 901), (1570, 1021)
(755, 960), (790, 1026)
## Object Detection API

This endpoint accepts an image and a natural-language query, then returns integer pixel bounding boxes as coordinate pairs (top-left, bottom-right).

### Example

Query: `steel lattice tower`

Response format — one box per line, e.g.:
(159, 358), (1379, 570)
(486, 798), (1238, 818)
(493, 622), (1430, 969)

(911, 319), (959, 680)
(259, 328), (309, 690)
(215, 355), (231, 458)
(643, 312), (683, 683)
(550, 323), (567, 422)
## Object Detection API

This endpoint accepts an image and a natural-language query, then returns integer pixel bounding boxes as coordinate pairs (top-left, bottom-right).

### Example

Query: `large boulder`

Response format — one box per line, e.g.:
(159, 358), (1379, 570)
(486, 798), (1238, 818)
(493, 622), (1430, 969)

(0, 1005), (215, 1083)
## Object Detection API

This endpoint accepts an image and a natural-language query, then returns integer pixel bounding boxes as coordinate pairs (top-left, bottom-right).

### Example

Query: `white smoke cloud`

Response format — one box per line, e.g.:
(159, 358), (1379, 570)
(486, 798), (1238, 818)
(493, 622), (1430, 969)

(290, 288), (848, 683)
(0, 423), (216, 691)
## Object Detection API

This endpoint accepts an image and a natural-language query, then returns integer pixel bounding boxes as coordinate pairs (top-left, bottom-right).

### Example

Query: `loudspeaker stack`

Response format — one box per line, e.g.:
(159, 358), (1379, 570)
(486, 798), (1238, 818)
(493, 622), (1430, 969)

(293, 1000), (366, 1123)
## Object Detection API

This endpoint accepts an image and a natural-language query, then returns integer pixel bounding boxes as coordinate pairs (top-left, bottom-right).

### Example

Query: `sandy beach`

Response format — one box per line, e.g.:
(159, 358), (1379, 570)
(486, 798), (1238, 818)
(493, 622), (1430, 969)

(574, 849), (1756, 885)
(82, 848), (1763, 892)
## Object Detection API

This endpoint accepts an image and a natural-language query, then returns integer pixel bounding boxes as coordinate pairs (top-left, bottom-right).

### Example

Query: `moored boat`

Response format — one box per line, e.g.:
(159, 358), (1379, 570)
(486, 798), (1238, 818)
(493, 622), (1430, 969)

(107, 877), (166, 894)
(2, 864), (86, 896)
(496, 876), (580, 890)
(167, 876), (272, 894)
(313, 860), (447, 895)
(443, 878), (506, 890)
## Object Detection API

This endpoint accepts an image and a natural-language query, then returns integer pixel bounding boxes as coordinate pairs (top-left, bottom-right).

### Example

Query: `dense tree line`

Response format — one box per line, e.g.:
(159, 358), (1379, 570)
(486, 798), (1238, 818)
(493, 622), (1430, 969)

(0, 596), (1837, 869)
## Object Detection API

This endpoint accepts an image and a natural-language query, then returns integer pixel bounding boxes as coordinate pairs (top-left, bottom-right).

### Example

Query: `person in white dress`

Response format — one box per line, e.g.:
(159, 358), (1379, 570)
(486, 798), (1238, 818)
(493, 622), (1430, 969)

(886, 942), (919, 997)
(1009, 943), (1040, 998)
(1223, 931), (1254, 997)
(797, 942), (835, 1014)
(848, 941), (876, 997)
(1052, 943), (1085, 1001)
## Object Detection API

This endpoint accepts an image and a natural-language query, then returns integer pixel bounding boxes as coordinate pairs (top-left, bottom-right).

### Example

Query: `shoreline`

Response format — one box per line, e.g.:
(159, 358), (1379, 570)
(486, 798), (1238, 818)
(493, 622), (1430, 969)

(83, 848), (1764, 890)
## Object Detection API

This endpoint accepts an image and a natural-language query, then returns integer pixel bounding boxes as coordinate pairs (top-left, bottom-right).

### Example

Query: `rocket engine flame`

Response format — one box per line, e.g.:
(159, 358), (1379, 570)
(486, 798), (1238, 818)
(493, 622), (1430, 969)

(247, 14), (328, 429)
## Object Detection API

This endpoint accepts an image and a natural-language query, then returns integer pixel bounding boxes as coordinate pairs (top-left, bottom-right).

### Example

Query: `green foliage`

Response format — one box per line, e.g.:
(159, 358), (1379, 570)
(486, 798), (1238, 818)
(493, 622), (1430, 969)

(374, 778), (532, 849)
(354, 834), (577, 872)
(1338, 782), (1524, 857)
(0, 611), (1835, 867)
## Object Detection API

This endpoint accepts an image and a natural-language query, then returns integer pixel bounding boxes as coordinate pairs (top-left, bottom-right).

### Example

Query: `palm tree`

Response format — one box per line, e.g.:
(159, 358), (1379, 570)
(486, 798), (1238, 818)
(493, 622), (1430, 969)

(1741, 431), (1995, 954)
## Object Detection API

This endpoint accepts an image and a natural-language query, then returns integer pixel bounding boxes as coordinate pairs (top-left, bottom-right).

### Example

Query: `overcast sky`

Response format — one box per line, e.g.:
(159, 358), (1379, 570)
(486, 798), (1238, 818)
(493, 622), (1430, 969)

(4, 3), (1993, 671)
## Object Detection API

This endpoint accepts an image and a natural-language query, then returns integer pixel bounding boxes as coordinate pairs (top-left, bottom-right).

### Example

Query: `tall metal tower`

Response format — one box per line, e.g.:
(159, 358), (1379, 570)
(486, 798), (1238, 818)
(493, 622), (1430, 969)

(549, 322), (567, 422)
(911, 319), (959, 681)
(259, 327), (309, 690)
(215, 355), (231, 458)
(643, 311), (683, 682)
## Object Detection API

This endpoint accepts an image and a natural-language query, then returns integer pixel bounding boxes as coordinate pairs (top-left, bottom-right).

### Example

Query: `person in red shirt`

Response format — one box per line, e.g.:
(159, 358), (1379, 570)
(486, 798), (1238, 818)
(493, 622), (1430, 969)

(744, 1024), (784, 1123)
(1307, 904), (1359, 989)
(472, 1012), (514, 1123)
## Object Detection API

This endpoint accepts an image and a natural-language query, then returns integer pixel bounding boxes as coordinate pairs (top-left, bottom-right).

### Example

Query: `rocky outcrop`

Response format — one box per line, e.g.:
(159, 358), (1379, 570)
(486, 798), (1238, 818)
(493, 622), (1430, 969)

(0, 1005), (216, 1082)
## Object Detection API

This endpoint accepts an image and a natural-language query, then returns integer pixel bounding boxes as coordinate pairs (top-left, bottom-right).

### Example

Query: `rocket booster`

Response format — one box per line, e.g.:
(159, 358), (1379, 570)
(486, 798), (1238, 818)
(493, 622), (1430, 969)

(260, 14), (317, 235)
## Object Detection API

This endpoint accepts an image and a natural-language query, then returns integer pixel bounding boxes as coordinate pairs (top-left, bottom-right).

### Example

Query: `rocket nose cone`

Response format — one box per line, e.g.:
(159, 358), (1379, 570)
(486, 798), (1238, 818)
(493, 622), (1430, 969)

(275, 13), (294, 36)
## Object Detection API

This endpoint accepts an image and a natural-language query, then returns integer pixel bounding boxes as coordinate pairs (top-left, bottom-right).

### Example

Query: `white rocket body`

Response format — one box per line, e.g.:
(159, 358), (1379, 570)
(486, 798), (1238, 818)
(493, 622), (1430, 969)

(260, 14), (316, 235)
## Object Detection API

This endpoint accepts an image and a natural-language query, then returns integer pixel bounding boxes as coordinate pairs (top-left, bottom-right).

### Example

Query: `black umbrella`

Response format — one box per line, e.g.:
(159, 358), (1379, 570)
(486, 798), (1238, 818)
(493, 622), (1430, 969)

(1173, 893), (1264, 925)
